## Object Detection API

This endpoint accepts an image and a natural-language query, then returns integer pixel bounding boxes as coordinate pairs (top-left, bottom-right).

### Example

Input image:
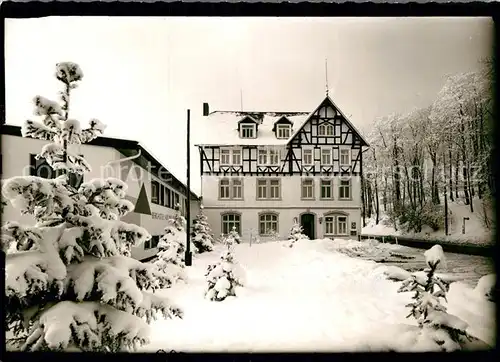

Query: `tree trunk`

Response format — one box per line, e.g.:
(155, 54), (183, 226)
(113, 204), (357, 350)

(374, 177), (380, 224)
(455, 153), (460, 199)
(449, 149), (454, 201)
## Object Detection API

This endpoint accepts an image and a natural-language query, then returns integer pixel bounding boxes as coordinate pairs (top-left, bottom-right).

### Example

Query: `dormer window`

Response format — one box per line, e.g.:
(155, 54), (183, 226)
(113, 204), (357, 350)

(276, 124), (291, 139)
(240, 124), (256, 138)
(273, 116), (293, 139)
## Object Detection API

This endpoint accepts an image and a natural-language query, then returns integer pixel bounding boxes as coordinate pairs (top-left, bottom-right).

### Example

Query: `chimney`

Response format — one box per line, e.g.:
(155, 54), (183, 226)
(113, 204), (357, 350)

(203, 102), (209, 116)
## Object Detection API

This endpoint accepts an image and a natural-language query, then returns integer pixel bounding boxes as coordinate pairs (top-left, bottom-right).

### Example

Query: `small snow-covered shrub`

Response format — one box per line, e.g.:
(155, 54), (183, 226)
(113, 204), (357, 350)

(398, 245), (486, 351)
(287, 220), (309, 248)
(2, 63), (182, 352)
(153, 204), (187, 284)
(397, 202), (444, 233)
(474, 274), (496, 302)
(191, 209), (214, 253)
(228, 226), (241, 244)
(204, 235), (245, 302)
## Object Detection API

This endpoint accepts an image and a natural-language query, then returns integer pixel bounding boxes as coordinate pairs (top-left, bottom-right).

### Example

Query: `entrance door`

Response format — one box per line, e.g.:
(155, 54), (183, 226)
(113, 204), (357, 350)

(300, 213), (315, 240)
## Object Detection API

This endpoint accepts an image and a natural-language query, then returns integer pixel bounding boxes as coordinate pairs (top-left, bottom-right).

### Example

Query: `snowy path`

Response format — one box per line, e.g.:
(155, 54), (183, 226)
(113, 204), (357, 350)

(140, 242), (413, 352)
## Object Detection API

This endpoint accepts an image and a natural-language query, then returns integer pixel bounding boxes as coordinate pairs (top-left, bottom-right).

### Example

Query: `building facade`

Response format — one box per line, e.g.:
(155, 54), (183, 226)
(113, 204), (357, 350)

(196, 96), (368, 242)
(1, 125), (200, 261)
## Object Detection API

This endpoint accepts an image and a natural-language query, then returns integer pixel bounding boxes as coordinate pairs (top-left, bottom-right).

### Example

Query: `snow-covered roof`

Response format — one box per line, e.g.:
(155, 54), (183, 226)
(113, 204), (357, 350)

(193, 111), (310, 146)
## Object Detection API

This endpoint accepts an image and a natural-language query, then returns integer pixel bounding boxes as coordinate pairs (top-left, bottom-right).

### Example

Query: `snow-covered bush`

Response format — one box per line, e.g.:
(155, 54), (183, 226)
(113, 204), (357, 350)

(204, 248), (245, 302)
(153, 204), (187, 284)
(474, 274), (495, 302)
(191, 208), (213, 253)
(398, 202), (444, 233)
(1, 63), (181, 352)
(398, 245), (485, 350)
(228, 226), (241, 244)
(287, 219), (309, 247)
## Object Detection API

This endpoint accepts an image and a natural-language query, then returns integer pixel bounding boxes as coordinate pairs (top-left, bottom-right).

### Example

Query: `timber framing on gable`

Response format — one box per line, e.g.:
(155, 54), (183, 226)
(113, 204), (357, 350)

(197, 96), (369, 177)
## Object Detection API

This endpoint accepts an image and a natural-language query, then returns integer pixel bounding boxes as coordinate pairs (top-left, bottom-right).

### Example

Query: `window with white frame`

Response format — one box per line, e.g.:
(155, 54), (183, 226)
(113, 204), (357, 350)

(303, 149), (313, 166)
(258, 149), (268, 165)
(257, 179), (280, 200)
(240, 124), (256, 138)
(220, 149), (231, 165)
(219, 179), (231, 199)
(320, 179), (333, 199)
(321, 148), (332, 165)
(340, 148), (350, 166)
(232, 179), (243, 199)
(220, 148), (241, 166)
(301, 179), (314, 199)
(259, 213), (279, 235)
(220, 178), (242, 199)
(325, 216), (335, 235)
(339, 179), (351, 199)
(269, 179), (280, 199)
(318, 123), (334, 136)
(324, 214), (349, 235)
(258, 148), (281, 166)
(232, 149), (242, 165)
(222, 213), (241, 235)
(277, 124), (291, 139)
(337, 216), (347, 235)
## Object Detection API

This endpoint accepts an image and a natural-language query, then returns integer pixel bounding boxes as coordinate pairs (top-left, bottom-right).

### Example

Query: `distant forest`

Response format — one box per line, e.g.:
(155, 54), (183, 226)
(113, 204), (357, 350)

(361, 59), (494, 234)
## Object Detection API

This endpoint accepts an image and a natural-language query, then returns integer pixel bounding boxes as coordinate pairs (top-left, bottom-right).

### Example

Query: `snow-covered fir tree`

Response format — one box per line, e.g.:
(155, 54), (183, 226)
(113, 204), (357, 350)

(398, 245), (485, 351)
(153, 203), (187, 283)
(228, 226), (241, 244)
(204, 238), (245, 302)
(287, 218), (309, 247)
(1, 63), (181, 352)
(191, 207), (213, 253)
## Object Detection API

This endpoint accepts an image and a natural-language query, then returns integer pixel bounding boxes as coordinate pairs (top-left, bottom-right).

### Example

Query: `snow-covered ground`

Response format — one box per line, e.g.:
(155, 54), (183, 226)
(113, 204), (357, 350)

(362, 199), (493, 246)
(140, 239), (495, 352)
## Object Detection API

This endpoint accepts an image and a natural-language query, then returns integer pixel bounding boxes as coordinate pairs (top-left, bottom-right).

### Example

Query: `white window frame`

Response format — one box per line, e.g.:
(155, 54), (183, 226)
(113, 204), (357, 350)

(320, 179), (333, 200)
(325, 216), (335, 235)
(220, 148), (242, 166)
(258, 148), (281, 166)
(340, 148), (351, 166)
(257, 179), (280, 200)
(301, 178), (315, 199)
(321, 148), (332, 165)
(318, 123), (334, 136)
(232, 149), (242, 165)
(219, 179), (231, 199)
(276, 124), (291, 139)
(220, 149), (231, 165)
(337, 216), (348, 235)
(259, 213), (279, 236)
(302, 148), (313, 166)
(222, 213), (241, 235)
(240, 124), (256, 138)
(324, 214), (349, 236)
(232, 179), (243, 199)
(339, 179), (351, 200)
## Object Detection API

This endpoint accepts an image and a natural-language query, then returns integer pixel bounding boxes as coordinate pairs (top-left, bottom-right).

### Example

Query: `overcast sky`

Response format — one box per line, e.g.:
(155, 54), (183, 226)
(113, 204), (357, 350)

(5, 17), (493, 195)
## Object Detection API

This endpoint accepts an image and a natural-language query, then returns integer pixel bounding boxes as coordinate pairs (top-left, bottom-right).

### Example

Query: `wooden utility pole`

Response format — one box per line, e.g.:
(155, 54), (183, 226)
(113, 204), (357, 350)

(185, 109), (192, 266)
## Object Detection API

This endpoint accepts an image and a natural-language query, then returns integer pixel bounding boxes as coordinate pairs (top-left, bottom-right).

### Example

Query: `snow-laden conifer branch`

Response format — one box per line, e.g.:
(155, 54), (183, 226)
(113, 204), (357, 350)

(3, 62), (182, 352)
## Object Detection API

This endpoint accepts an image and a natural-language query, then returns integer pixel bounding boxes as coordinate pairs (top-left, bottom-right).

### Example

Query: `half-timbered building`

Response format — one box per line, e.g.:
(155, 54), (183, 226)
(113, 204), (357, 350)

(196, 96), (369, 242)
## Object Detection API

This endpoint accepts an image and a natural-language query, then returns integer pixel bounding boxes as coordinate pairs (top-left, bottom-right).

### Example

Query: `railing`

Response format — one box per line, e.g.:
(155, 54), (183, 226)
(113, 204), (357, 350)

(360, 234), (494, 257)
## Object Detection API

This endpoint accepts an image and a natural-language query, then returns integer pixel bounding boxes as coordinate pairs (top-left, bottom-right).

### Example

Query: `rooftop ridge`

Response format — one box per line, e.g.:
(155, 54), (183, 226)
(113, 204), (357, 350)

(209, 110), (310, 116)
